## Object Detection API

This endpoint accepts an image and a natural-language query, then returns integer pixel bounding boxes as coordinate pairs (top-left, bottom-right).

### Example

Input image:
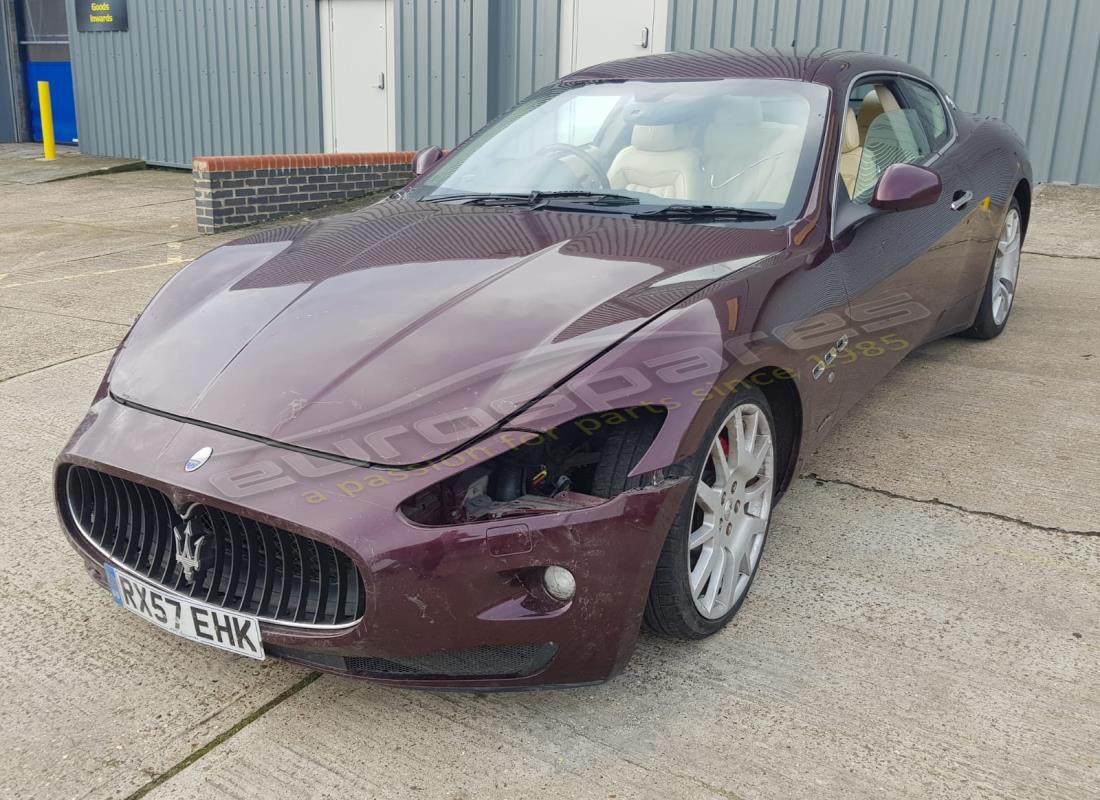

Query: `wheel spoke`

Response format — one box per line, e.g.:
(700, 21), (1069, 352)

(750, 439), (773, 480)
(993, 282), (1012, 322)
(744, 475), (773, 507)
(741, 512), (767, 538)
(702, 546), (726, 611)
(734, 408), (758, 476)
(710, 437), (731, 486)
(736, 540), (752, 577)
(696, 482), (722, 516)
(690, 545), (716, 594)
(688, 520), (717, 550)
(998, 210), (1020, 253)
(991, 210), (1021, 326)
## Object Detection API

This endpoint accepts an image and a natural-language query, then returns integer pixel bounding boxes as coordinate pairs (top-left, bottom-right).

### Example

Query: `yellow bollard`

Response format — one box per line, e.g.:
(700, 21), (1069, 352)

(38, 81), (56, 161)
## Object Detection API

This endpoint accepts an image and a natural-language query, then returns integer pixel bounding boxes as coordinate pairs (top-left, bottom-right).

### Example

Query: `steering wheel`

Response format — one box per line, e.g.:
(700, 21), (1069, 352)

(536, 143), (612, 191)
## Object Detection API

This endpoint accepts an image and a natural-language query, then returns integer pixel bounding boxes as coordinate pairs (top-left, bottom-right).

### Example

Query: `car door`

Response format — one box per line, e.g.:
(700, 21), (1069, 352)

(823, 75), (975, 416)
(893, 77), (988, 334)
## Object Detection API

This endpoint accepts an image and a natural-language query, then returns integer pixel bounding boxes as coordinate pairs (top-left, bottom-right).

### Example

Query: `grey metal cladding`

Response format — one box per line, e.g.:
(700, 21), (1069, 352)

(667, 0), (1100, 184)
(66, 0), (323, 168)
(395, 0), (560, 150)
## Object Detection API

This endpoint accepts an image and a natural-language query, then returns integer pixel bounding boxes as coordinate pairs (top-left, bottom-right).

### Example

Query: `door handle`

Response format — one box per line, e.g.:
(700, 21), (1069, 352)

(638, 26), (650, 48)
(376, 72), (385, 90)
(950, 190), (973, 211)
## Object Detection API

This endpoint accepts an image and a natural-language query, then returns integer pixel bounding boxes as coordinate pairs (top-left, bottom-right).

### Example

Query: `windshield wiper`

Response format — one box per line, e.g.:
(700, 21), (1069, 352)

(421, 191), (639, 207)
(421, 192), (526, 204)
(525, 191), (640, 206)
(632, 204), (777, 221)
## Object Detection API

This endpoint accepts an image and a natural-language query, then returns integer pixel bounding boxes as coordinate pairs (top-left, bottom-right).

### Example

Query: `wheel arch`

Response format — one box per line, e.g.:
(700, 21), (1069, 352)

(745, 366), (803, 501)
(1013, 179), (1031, 239)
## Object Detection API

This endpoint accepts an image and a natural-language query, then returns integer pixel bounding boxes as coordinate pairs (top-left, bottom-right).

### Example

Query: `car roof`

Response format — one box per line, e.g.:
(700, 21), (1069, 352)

(562, 47), (936, 90)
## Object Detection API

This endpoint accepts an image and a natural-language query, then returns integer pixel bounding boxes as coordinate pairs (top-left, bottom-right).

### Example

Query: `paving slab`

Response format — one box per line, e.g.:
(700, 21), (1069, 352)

(50, 197), (198, 237)
(0, 219), (189, 274)
(807, 252), (1100, 533)
(0, 306), (126, 381)
(0, 352), (308, 800)
(0, 143), (144, 185)
(1025, 183), (1100, 259)
(142, 482), (1099, 800)
(0, 254), (194, 325)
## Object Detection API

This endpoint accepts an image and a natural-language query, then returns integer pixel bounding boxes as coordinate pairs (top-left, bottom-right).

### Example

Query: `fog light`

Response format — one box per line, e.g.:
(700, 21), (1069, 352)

(543, 566), (576, 602)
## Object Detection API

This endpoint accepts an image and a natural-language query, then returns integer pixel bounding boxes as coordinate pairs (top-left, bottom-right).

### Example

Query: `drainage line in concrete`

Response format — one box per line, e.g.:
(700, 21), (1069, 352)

(801, 474), (1100, 537)
(124, 672), (322, 800)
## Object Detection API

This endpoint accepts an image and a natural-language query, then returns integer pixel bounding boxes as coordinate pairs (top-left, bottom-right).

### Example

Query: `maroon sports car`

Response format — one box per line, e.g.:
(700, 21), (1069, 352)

(55, 48), (1030, 689)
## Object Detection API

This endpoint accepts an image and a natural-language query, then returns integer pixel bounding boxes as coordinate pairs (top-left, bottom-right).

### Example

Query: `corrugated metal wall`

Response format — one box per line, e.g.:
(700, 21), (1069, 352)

(394, 0), (560, 150)
(394, 0), (489, 150)
(0, 0), (19, 142)
(666, 0), (1100, 184)
(67, 0), (322, 167)
(487, 0), (560, 120)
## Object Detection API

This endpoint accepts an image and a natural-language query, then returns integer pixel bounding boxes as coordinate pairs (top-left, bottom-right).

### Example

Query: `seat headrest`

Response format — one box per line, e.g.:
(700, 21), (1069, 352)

(631, 123), (694, 152)
(858, 86), (900, 122)
(843, 108), (860, 152)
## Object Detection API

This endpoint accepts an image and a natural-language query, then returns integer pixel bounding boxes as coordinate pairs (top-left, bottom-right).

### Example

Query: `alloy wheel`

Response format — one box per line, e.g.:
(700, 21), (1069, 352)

(688, 403), (775, 620)
(992, 207), (1022, 326)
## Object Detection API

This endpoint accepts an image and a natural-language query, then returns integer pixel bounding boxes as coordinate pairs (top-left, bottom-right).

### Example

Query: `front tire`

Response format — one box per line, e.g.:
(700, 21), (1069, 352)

(963, 199), (1023, 339)
(644, 386), (776, 639)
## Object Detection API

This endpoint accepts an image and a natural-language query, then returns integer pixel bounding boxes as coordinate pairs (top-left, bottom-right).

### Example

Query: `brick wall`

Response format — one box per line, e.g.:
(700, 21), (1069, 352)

(192, 152), (416, 233)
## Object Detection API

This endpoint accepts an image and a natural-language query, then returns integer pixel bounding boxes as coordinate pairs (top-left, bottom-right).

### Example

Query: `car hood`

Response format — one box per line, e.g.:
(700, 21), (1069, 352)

(110, 201), (785, 466)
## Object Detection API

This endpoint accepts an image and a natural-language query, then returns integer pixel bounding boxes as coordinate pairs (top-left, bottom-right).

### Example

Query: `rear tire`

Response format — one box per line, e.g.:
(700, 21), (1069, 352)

(962, 199), (1023, 340)
(643, 386), (777, 639)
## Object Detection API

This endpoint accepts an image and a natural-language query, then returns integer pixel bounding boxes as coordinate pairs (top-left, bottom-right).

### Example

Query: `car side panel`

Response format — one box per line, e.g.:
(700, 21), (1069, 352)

(951, 113), (1034, 314)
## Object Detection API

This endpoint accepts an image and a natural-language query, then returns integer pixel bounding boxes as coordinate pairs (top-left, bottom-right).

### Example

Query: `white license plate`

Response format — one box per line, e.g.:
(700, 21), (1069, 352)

(104, 564), (265, 660)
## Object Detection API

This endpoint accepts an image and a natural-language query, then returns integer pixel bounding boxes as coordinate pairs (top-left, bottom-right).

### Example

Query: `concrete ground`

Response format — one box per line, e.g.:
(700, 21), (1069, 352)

(0, 143), (144, 185)
(0, 170), (1096, 800)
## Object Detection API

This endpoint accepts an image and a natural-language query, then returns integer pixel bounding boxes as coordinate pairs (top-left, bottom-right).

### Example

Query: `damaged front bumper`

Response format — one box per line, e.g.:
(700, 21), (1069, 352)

(55, 397), (689, 689)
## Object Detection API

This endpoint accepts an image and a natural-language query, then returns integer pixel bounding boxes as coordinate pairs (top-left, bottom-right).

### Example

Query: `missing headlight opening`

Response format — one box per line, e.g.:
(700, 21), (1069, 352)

(400, 406), (669, 526)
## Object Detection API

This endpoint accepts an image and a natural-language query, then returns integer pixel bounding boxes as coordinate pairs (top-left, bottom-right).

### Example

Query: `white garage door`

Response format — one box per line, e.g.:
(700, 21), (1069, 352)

(561, 0), (667, 74)
(320, 0), (392, 152)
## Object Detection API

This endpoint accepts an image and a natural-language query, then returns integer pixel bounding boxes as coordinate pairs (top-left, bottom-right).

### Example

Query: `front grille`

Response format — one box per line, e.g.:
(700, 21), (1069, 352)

(61, 465), (366, 627)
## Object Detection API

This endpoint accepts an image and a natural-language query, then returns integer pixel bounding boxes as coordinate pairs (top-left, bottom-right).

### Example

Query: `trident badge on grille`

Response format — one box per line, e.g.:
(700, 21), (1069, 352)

(173, 510), (208, 582)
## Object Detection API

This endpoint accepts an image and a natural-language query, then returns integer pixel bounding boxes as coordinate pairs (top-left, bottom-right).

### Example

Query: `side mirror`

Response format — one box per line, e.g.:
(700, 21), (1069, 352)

(834, 162), (943, 240)
(413, 146), (444, 176)
(869, 163), (941, 211)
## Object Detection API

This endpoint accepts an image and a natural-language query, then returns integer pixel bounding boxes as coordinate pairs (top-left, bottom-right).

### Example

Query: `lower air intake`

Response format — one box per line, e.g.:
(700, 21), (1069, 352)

(345, 643), (558, 679)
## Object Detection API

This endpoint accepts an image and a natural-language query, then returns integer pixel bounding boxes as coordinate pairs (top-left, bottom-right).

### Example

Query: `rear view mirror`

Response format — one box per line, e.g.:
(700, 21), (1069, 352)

(413, 146), (444, 176)
(870, 163), (942, 211)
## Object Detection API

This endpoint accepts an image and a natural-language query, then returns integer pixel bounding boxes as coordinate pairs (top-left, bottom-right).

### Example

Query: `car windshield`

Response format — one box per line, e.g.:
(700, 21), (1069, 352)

(409, 78), (830, 223)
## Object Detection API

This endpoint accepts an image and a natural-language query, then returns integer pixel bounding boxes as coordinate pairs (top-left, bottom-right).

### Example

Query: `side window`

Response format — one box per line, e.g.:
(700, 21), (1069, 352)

(847, 83), (872, 114)
(851, 109), (932, 203)
(898, 79), (951, 150)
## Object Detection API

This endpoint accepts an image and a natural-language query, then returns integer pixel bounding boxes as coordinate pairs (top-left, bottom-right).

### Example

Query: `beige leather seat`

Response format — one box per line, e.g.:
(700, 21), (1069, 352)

(839, 108), (862, 198)
(701, 97), (804, 206)
(607, 123), (702, 200)
(856, 85), (901, 143)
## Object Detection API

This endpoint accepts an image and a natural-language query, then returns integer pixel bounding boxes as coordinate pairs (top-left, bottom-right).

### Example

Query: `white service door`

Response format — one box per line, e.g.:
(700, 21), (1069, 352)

(323, 0), (390, 152)
(567, 0), (659, 73)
